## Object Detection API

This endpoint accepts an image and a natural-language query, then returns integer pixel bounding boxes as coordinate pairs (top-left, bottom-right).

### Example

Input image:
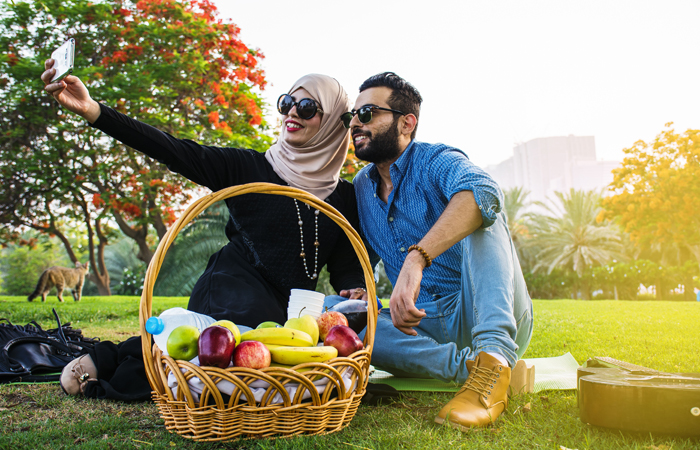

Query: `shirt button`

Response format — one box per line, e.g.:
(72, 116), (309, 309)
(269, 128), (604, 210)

(388, 217), (394, 222)
(400, 247), (405, 252)
(374, 193), (377, 198)
(478, 205), (482, 210)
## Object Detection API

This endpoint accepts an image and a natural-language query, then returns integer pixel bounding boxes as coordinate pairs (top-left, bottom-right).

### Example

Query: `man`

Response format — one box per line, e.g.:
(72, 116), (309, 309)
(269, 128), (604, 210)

(344, 72), (533, 430)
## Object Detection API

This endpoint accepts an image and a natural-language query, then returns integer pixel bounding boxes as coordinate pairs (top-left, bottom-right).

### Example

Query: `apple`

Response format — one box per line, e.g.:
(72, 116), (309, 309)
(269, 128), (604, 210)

(257, 321), (282, 329)
(324, 325), (364, 357)
(233, 340), (271, 369)
(285, 314), (320, 345)
(317, 311), (349, 341)
(211, 320), (241, 346)
(198, 325), (235, 368)
(166, 325), (200, 361)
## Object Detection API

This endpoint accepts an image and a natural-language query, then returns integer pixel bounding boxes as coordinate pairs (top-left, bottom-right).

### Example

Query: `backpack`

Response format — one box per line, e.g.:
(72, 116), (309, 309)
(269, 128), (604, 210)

(0, 309), (98, 384)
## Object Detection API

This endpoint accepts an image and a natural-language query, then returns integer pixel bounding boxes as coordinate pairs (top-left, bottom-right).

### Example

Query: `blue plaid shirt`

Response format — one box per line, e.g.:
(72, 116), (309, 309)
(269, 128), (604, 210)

(354, 140), (503, 305)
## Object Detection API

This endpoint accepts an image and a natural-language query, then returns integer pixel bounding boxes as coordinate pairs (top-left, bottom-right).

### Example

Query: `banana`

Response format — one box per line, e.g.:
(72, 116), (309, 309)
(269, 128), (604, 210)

(269, 346), (338, 365)
(264, 344), (284, 351)
(240, 327), (314, 347)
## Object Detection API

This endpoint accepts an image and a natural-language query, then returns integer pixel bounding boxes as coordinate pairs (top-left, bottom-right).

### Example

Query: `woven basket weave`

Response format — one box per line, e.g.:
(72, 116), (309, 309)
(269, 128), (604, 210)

(139, 183), (377, 441)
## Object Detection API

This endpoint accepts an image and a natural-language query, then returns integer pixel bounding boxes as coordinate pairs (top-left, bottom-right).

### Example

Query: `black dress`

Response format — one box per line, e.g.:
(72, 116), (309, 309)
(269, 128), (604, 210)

(91, 104), (365, 327)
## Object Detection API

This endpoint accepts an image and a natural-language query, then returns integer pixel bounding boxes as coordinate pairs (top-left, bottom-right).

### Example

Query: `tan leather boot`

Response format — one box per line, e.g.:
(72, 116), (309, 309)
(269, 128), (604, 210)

(435, 352), (511, 430)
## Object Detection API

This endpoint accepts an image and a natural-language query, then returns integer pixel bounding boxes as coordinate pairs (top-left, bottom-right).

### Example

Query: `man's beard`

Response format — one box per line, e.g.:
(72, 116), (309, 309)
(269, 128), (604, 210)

(354, 118), (402, 164)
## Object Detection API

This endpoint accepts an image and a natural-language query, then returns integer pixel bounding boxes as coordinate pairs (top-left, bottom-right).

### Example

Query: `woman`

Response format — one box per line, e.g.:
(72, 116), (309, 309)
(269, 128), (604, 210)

(41, 60), (367, 398)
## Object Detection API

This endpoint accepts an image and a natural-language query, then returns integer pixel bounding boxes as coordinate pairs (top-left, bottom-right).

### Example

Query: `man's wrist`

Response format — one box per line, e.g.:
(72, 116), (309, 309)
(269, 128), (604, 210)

(406, 247), (429, 269)
(407, 244), (432, 268)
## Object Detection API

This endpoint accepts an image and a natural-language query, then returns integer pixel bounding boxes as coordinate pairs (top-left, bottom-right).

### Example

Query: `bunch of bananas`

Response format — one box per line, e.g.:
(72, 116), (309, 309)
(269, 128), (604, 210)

(240, 327), (338, 365)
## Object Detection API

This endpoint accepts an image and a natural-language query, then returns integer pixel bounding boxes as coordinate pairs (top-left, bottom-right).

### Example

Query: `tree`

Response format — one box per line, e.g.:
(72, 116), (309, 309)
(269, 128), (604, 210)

(601, 124), (700, 269)
(153, 200), (228, 296)
(526, 189), (625, 299)
(0, 0), (270, 294)
(502, 187), (534, 271)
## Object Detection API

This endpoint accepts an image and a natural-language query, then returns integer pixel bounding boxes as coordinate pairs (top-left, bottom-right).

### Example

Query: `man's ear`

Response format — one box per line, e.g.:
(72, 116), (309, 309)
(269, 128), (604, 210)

(399, 114), (417, 138)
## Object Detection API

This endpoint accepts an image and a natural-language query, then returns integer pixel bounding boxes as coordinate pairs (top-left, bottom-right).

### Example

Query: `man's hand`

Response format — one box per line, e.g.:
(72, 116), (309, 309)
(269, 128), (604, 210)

(338, 287), (368, 301)
(389, 250), (427, 335)
(41, 59), (101, 123)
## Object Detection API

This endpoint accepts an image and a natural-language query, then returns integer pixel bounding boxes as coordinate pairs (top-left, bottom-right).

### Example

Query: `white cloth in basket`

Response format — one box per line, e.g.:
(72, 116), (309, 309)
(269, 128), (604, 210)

(166, 357), (356, 405)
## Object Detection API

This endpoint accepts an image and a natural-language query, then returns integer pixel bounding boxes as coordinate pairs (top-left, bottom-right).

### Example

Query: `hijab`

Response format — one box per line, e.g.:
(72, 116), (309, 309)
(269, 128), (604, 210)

(265, 74), (351, 200)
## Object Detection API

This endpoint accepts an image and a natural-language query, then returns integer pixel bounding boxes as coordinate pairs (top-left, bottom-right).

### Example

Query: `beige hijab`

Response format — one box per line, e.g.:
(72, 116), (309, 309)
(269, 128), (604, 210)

(265, 74), (351, 200)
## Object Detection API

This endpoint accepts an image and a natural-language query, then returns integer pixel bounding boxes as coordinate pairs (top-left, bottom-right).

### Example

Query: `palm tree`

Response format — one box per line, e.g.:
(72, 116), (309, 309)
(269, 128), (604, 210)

(502, 187), (535, 271)
(153, 201), (229, 296)
(526, 189), (625, 299)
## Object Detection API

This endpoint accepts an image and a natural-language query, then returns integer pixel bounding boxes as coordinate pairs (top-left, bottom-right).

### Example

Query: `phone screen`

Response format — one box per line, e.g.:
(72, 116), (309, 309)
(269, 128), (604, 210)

(50, 39), (75, 83)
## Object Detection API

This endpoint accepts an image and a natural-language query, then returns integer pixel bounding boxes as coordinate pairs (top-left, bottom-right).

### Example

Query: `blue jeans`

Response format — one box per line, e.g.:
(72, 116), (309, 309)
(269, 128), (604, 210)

(324, 212), (533, 384)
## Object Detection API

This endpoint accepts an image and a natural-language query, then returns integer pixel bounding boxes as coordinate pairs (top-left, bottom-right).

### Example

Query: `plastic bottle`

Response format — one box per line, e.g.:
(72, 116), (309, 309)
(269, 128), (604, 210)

(145, 307), (216, 355)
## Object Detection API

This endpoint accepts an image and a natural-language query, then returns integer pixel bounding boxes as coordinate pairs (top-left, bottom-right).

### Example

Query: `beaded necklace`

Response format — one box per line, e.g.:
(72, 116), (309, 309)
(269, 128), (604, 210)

(293, 199), (320, 279)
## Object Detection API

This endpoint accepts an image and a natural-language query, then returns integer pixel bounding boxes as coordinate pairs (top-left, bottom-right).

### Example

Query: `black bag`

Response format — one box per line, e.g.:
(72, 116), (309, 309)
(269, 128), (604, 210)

(0, 309), (98, 384)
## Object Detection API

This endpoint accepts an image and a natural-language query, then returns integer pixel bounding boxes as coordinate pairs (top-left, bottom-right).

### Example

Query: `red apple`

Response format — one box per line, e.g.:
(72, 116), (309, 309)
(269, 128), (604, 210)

(198, 325), (235, 368)
(317, 311), (349, 341)
(233, 340), (271, 369)
(324, 325), (364, 357)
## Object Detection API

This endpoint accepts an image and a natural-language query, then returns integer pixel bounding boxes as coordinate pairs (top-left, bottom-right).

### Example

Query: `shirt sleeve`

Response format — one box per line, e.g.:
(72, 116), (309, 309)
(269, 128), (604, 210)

(423, 146), (503, 228)
(90, 103), (256, 192)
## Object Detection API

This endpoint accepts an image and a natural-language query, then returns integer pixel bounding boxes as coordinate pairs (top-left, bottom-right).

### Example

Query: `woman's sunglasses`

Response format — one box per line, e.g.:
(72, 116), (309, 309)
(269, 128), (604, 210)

(340, 105), (406, 129)
(277, 94), (323, 120)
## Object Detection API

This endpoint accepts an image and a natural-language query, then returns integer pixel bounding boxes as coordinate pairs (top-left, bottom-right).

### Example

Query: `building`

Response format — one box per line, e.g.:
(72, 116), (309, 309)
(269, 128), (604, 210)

(485, 135), (619, 205)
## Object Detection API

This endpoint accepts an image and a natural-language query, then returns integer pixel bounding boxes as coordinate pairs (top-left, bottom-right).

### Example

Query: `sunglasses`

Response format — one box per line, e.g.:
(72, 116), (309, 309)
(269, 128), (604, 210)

(340, 105), (406, 129)
(277, 94), (323, 120)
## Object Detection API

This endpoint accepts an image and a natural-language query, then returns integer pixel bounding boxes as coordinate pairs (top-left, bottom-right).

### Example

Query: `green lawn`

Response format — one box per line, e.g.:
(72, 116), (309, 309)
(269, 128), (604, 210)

(1, 296), (699, 449)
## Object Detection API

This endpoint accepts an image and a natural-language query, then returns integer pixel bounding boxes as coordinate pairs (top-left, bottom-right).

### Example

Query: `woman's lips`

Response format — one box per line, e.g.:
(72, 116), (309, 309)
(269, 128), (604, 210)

(286, 120), (303, 132)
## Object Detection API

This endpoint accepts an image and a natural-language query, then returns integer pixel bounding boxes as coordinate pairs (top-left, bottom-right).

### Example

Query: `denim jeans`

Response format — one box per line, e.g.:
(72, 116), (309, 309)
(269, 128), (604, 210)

(324, 212), (533, 384)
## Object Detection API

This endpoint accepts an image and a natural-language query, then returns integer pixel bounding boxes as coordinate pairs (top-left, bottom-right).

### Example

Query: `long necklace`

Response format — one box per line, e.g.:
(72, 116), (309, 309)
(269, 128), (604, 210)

(294, 199), (320, 279)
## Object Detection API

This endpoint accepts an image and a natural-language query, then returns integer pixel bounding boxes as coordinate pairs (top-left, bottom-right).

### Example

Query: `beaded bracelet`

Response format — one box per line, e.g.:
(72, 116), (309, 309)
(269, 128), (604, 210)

(408, 244), (432, 268)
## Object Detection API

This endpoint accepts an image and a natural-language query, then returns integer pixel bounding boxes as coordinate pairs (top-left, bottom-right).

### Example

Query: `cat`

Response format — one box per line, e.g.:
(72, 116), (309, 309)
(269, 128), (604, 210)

(27, 261), (90, 302)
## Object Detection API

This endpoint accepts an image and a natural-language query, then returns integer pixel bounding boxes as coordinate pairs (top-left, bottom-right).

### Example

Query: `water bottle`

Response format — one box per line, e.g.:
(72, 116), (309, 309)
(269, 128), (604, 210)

(145, 307), (216, 355)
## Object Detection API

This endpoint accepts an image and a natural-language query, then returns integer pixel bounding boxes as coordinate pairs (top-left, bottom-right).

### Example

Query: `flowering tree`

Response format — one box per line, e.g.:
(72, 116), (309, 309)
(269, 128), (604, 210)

(601, 124), (700, 270)
(0, 0), (270, 294)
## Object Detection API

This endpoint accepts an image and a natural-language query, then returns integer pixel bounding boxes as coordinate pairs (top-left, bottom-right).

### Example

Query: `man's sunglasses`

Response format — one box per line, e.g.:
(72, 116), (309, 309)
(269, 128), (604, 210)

(340, 105), (406, 129)
(277, 94), (323, 120)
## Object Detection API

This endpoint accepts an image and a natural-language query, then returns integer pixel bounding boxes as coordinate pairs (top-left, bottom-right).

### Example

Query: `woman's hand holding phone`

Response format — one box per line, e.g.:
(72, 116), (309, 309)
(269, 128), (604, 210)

(41, 58), (101, 123)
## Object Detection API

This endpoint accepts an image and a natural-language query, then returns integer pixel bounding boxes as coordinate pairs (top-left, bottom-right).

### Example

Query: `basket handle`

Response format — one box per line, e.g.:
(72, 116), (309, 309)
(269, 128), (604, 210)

(139, 183), (378, 385)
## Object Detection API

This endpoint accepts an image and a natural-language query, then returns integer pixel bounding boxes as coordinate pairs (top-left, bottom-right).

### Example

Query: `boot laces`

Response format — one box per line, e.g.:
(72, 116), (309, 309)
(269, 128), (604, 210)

(458, 365), (499, 397)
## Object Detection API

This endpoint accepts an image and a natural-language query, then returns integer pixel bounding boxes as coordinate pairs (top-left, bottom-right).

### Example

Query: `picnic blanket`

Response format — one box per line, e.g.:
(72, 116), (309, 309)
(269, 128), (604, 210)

(368, 352), (580, 393)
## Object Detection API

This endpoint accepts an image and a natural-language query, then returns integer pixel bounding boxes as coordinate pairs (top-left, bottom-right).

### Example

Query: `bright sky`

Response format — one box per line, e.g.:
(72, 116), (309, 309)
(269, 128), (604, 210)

(212, 0), (700, 168)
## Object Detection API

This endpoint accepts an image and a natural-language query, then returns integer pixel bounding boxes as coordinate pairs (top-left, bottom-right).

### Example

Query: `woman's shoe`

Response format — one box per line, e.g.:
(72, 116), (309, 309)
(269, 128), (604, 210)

(59, 354), (98, 396)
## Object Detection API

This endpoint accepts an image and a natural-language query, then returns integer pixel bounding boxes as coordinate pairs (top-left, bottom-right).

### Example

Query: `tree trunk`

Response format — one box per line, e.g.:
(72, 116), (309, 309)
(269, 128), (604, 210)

(113, 211), (154, 264)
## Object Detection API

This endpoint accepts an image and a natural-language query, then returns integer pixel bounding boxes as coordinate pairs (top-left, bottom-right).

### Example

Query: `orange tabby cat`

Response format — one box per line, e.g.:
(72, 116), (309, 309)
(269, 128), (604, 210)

(27, 261), (90, 302)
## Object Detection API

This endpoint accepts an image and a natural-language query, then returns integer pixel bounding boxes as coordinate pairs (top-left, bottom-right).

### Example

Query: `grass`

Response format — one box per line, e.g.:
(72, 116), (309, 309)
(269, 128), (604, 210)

(0, 296), (699, 449)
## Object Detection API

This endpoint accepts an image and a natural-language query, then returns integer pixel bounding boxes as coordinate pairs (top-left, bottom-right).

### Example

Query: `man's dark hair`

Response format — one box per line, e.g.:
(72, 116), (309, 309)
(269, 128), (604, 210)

(359, 72), (422, 139)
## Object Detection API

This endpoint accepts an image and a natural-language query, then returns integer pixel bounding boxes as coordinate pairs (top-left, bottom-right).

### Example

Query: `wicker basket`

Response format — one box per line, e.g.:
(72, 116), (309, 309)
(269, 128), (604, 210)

(139, 183), (377, 441)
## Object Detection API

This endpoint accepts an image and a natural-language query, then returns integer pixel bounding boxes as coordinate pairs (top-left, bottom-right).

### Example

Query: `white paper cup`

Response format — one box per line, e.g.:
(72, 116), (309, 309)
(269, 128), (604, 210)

(288, 307), (322, 319)
(288, 289), (325, 318)
(290, 289), (325, 301)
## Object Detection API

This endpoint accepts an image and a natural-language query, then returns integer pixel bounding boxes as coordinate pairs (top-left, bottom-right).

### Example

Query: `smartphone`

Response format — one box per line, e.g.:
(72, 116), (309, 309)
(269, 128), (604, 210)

(50, 38), (75, 83)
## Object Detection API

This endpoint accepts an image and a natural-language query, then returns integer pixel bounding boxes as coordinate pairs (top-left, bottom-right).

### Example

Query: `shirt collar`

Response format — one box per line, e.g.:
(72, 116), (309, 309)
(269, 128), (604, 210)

(366, 139), (417, 185)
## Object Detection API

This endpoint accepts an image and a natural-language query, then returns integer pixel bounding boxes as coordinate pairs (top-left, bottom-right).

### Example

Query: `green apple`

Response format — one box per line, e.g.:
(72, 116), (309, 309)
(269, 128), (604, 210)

(284, 314), (319, 345)
(257, 321), (282, 329)
(166, 325), (200, 361)
(211, 320), (241, 346)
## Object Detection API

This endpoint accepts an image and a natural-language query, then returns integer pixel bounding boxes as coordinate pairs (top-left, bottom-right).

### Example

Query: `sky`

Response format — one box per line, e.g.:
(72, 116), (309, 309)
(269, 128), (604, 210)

(212, 0), (700, 168)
